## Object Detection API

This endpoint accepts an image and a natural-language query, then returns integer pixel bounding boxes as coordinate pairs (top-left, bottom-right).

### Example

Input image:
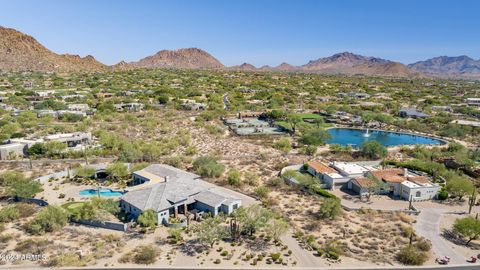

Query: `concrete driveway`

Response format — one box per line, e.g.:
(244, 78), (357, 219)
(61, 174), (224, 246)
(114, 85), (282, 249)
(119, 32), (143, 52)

(414, 208), (466, 264)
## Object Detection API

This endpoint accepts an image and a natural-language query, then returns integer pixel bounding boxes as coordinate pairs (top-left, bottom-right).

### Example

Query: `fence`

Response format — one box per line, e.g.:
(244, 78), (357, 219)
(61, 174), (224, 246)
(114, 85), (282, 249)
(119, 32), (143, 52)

(72, 219), (128, 232)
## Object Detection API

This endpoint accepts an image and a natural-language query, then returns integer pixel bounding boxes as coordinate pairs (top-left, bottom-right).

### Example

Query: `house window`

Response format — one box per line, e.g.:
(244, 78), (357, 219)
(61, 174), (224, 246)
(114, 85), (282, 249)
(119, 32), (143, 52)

(415, 191), (421, 197)
(233, 204), (238, 210)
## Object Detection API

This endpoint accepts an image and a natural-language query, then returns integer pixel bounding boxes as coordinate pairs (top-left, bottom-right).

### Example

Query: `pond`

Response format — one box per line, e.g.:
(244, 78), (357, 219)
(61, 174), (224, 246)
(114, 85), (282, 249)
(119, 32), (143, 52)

(326, 128), (445, 147)
(79, 188), (124, 197)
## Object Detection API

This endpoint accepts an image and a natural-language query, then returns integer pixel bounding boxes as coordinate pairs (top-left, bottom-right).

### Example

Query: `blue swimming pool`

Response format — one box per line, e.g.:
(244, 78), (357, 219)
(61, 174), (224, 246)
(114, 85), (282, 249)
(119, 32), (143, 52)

(79, 188), (124, 197)
(326, 128), (445, 147)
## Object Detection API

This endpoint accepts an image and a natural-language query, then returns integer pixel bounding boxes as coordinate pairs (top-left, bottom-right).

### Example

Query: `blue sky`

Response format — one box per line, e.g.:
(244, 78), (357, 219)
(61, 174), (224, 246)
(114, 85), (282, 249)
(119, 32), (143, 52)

(2, 0), (479, 66)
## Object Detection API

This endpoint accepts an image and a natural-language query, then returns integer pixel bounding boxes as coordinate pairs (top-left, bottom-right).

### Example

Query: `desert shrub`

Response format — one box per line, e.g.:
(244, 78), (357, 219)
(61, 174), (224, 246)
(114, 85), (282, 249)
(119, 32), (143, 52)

(255, 186), (270, 199)
(15, 203), (37, 218)
(192, 156), (225, 178)
(400, 225), (413, 238)
(27, 206), (69, 235)
(15, 238), (51, 253)
(396, 245), (428, 265)
(397, 212), (412, 223)
(132, 245), (159, 264)
(168, 228), (183, 244)
(415, 239), (432, 252)
(322, 240), (343, 260)
(138, 209), (157, 229)
(273, 137), (291, 153)
(214, 258), (221, 264)
(227, 169), (242, 186)
(270, 252), (281, 262)
(0, 206), (20, 222)
(45, 252), (86, 267)
(437, 189), (448, 200)
(309, 185), (337, 198)
(220, 250), (228, 256)
(318, 198), (342, 219)
(244, 172), (259, 186)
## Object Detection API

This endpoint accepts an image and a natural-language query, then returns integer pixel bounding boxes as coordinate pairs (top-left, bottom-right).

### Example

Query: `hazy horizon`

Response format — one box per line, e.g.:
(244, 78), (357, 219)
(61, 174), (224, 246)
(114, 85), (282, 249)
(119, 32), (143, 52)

(2, 0), (480, 66)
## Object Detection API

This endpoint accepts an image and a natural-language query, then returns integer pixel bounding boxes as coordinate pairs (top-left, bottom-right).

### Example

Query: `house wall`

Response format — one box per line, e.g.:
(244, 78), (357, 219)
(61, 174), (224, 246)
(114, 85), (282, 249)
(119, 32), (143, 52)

(193, 201), (218, 216)
(323, 174), (349, 190)
(120, 199), (142, 218)
(157, 210), (169, 225)
(401, 185), (440, 201)
(385, 182), (402, 196)
(220, 200), (241, 215)
(307, 167), (321, 178)
(0, 144), (25, 160)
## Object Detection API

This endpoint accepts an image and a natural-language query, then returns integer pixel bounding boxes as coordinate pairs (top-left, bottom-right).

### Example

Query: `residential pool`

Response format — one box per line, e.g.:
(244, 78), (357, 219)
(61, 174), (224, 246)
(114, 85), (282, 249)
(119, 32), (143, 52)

(79, 188), (124, 197)
(326, 128), (445, 147)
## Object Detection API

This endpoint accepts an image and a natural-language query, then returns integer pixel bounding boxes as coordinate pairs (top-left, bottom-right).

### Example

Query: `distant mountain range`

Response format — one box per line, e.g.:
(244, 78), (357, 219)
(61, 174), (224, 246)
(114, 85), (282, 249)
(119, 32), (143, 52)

(1, 25), (480, 80)
(408, 56), (480, 80)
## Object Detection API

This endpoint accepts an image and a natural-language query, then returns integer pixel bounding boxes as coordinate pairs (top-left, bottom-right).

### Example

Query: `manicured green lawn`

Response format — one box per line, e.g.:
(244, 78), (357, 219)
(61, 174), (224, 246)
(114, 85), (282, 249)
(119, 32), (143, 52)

(61, 201), (85, 212)
(275, 120), (332, 131)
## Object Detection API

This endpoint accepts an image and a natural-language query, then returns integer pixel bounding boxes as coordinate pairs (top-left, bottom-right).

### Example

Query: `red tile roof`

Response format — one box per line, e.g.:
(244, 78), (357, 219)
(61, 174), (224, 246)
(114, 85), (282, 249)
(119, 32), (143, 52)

(371, 168), (406, 183)
(307, 161), (338, 174)
(407, 176), (430, 184)
(353, 177), (375, 188)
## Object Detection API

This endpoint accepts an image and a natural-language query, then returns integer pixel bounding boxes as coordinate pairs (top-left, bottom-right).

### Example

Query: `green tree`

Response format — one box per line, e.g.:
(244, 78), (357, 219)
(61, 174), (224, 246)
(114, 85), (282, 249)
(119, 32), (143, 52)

(138, 209), (158, 230)
(445, 176), (474, 200)
(287, 114), (302, 134)
(9, 178), (43, 199)
(106, 162), (129, 182)
(300, 128), (331, 146)
(44, 141), (67, 158)
(319, 198), (342, 220)
(453, 216), (480, 245)
(193, 215), (227, 248)
(27, 143), (47, 158)
(312, 117), (325, 129)
(74, 166), (96, 179)
(360, 141), (388, 159)
(233, 205), (273, 236)
(266, 218), (289, 243)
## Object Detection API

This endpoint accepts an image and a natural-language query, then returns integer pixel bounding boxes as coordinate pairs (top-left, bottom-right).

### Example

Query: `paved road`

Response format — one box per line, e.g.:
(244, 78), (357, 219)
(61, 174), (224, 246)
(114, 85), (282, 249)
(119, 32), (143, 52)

(414, 208), (466, 264)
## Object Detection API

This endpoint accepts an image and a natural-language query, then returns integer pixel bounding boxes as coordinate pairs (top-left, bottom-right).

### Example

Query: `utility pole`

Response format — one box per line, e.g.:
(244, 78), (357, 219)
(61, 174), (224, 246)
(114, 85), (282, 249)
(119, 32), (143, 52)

(409, 195), (413, 210)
